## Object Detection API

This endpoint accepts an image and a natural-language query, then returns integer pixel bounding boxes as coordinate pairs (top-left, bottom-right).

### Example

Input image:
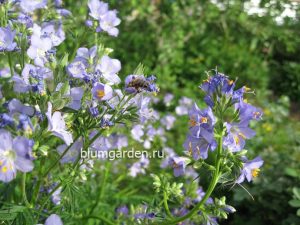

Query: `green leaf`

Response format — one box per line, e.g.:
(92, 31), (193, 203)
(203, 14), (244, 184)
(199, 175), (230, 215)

(297, 209), (300, 217)
(285, 168), (299, 178)
(60, 53), (69, 67)
(293, 187), (300, 200)
(0, 206), (26, 221)
(133, 63), (145, 75)
(289, 199), (300, 208)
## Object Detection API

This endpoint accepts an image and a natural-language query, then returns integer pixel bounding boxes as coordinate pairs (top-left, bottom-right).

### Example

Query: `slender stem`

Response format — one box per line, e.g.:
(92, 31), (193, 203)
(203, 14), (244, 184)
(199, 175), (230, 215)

(156, 134), (223, 225)
(7, 53), (14, 77)
(21, 173), (32, 208)
(31, 157), (45, 204)
(95, 32), (98, 46)
(163, 191), (173, 218)
(88, 161), (110, 215)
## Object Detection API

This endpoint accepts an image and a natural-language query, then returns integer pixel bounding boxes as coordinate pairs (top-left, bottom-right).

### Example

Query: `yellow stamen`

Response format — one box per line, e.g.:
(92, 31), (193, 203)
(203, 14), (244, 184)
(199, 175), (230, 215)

(244, 86), (251, 92)
(0, 161), (2, 166)
(189, 119), (197, 127)
(200, 117), (208, 124)
(173, 162), (179, 168)
(188, 142), (193, 156)
(234, 135), (240, 144)
(251, 168), (260, 178)
(2, 166), (7, 173)
(228, 80), (234, 85)
(238, 132), (246, 139)
(96, 90), (105, 99)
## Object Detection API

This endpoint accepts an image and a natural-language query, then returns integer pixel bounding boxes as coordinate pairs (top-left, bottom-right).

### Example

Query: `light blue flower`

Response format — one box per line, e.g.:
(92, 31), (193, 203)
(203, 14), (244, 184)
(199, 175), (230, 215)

(92, 82), (113, 101)
(96, 55), (121, 85)
(88, 0), (108, 20)
(99, 10), (121, 37)
(0, 129), (34, 183)
(44, 214), (63, 225)
(236, 156), (264, 183)
(0, 26), (17, 52)
(20, 0), (48, 13)
(46, 102), (73, 146)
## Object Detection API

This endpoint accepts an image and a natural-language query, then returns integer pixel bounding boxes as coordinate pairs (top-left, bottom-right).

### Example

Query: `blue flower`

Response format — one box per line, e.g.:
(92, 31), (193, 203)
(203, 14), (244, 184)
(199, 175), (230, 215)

(46, 102), (73, 146)
(161, 114), (176, 130)
(88, 0), (108, 20)
(183, 134), (217, 160)
(27, 24), (53, 67)
(236, 156), (264, 183)
(92, 82), (113, 101)
(175, 97), (193, 115)
(237, 102), (263, 122)
(18, 114), (33, 134)
(129, 155), (149, 177)
(0, 113), (14, 128)
(8, 98), (34, 116)
(0, 129), (34, 183)
(41, 22), (65, 47)
(0, 27), (17, 52)
(116, 205), (129, 216)
(67, 87), (84, 110)
(188, 103), (215, 139)
(20, 0), (48, 13)
(200, 72), (235, 96)
(223, 121), (256, 152)
(44, 214), (63, 225)
(99, 10), (121, 37)
(96, 55), (121, 85)
(169, 156), (188, 177)
(66, 60), (88, 79)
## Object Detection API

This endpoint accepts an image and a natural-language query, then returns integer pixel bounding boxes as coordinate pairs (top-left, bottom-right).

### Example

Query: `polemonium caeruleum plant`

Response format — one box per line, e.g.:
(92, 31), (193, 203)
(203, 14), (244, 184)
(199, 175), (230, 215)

(0, 0), (158, 224)
(147, 72), (264, 225)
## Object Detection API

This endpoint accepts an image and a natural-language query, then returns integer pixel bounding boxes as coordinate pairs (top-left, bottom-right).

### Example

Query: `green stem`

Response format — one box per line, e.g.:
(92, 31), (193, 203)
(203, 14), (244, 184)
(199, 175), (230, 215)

(22, 173), (32, 208)
(156, 134), (223, 225)
(88, 161), (110, 215)
(95, 32), (98, 46)
(7, 53), (14, 77)
(163, 191), (173, 218)
(31, 157), (46, 204)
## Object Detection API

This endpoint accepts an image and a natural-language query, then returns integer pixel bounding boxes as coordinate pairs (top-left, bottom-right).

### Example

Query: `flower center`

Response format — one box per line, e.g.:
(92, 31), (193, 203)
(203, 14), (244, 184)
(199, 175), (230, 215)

(3, 150), (16, 160)
(234, 135), (240, 144)
(37, 48), (45, 57)
(228, 80), (234, 85)
(96, 90), (105, 99)
(189, 118), (197, 127)
(251, 168), (260, 178)
(200, 117), (208, 124)
(253, 111), (261, 119)
(173, 162), (179, 168)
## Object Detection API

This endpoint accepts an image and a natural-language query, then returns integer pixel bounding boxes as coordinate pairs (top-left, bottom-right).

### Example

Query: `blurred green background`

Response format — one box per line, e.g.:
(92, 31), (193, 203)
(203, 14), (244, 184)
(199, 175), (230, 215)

(64, 0), (300, 224)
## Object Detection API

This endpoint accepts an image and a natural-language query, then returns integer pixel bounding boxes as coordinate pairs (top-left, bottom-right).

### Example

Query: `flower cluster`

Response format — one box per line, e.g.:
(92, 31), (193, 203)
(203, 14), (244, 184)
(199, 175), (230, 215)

(157, 72), (265, 225)
(177, 72), (264, 184)
(86, 0), (121, 36)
